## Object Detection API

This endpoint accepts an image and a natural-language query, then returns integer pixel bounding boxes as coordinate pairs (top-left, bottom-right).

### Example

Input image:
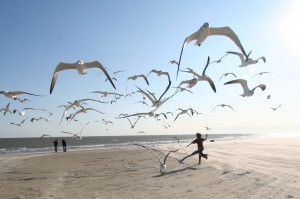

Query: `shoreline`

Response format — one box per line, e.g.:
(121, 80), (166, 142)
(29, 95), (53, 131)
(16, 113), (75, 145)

(1, 133), (300, 157)
(0, 137), (299, 198)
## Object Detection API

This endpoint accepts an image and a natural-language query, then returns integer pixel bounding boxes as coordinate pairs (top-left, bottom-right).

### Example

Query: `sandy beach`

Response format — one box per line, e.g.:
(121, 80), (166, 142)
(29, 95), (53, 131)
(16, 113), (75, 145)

(0, 137), (299, 199)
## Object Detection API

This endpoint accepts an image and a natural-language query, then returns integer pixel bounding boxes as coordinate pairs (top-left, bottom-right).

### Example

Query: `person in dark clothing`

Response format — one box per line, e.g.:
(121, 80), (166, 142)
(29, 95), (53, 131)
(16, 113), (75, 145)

(53, 139), (58, 152)
(179, 133), (208, 165)
(62, 139), (67, 152)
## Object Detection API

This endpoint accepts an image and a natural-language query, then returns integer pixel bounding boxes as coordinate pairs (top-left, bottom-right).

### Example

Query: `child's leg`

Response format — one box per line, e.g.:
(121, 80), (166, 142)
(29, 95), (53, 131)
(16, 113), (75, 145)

(198, 153), (201, 164)
(180, 150), (201, 163)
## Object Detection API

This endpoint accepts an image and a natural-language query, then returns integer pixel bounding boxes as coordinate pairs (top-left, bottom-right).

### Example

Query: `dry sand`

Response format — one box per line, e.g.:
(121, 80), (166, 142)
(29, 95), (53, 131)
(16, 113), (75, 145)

(0, 137), (299, 199)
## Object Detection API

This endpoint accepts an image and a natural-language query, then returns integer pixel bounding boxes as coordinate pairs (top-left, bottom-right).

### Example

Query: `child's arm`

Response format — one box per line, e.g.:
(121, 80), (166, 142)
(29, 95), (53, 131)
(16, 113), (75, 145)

(204, 134), (208, 141)
(186, 142), (193, 147)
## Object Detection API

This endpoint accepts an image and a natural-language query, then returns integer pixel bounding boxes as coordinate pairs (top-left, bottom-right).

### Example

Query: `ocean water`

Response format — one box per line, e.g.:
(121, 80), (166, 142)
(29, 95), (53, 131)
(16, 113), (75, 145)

(0, 133), (298, 156)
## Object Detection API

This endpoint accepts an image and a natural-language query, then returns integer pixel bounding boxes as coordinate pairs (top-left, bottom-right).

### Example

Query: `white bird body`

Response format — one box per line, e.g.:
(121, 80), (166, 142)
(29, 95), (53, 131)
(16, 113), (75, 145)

(132, 143), (179, 172)
(224, 79), (266, 97)
(127, 74), (149, 85)
(179, 70), (216, 92)
(50, 60), (116, 94)
(90, 91), (123, 98)
(0, 90), (44, 100)
(177, 22), (247, 77)
(69, 108), (105, 123)
(40, 134), (51, 139)
(251, 72), (271, 78)
(219, 73), (237, 81)
(227, 51), (266, 67)
(173, 108), (193, 121)
(0, 103), (12, 115)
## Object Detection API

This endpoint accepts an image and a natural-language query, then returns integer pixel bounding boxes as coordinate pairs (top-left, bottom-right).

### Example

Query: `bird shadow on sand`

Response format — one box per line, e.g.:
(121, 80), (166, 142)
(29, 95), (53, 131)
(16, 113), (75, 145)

(152, 164), (199, 178)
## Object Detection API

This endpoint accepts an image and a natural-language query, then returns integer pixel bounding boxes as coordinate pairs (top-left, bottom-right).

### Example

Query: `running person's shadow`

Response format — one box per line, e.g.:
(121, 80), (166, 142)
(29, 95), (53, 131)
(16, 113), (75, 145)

(152, 164), (199, 177)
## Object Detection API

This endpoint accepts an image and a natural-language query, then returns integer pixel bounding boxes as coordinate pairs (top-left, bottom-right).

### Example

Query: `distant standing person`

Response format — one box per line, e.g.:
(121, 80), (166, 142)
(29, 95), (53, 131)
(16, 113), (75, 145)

(179, 133), (208, 165)
(62, 139), (67, 152)
(53, 139), (58, 152)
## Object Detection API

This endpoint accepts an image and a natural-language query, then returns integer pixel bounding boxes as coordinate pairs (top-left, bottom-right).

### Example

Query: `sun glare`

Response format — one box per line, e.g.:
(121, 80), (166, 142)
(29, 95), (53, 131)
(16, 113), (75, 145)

(277, 1), (300, 54)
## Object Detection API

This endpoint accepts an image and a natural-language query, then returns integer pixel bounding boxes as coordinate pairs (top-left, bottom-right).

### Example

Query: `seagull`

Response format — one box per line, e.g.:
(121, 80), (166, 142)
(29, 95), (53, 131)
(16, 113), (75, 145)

(10, 119), (27, 127)
(50, 60), (116, 94)
(147, 69), (171, 81)
(90, 91), (123, 98)
(58, 98), (105, 125)
(126, 116), (143, 129)
(61, 122), (90, 140)
(169, 60), (179, 67)
(163, 123), (171, 129)
(266, 95), (271, 100)
(212, 104), (235, 112)
(17, 98), (31, 103)
(179, 57), (216, 93)
(125, 92), (136, 98)
(135, 100), (149, 108)
(30, 116), (51, 123)
(105, 77), (117, 82)
(68, 108), (105, 123)
(136, 86), (178, 109)
(127, 74), (149, 85)
(39, 134), (51, 139)
(173, 108), (193, 121)
(132, 143), (179, 172)
(137, 131), (145, 134)
(251, 72), (271, 78)
(102, 119), (113, 125)
(227, 51), (266, 67)
(178, 78), (199, 89)
(0, 103), (12, 116)
(219, 73), (237, 81)
(224, 79), (266, 97)
(270, 104), (281, 111)
(112, 70), (126, 75)
(0, 91), (44, 100)
(147, 69), (172, 100)
(209, 53), (229, 65)
(204, 126), (211, 130)
(177, 22), (247, 77)
(13, 107), (52, 117)
(172, 86), (193, 94)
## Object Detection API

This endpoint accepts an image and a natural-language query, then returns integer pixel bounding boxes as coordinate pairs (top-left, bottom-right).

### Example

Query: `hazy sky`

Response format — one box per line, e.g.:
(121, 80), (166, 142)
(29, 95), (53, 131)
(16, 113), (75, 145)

(1, 0), (300, 138)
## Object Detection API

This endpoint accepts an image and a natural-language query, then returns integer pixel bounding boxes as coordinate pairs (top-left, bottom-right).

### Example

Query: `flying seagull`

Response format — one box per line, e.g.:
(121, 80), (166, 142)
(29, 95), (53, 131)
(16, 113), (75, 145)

(10, 119), (27, 127)
(270, 104), (281, 111)
(50, 60), (116, 94)
(0, 91), (44, 100)
(39, 134), (51, 139)
(251, 72), (271, 78)
(227, 51), (266, 67)
(126, 116), (143, 129)
(179, 57), (216, 93)
(0, 103), (12, 116)
(68, 108), (105, 123)
(209, 53), (229, 65)
(224, 79), (266, 97)
(177, 22), (247, 78)
(61, 122), (90, 140)
(212, 104), (235, 112)
(219, 73), (237, 81)
(127, 74), (149, 86)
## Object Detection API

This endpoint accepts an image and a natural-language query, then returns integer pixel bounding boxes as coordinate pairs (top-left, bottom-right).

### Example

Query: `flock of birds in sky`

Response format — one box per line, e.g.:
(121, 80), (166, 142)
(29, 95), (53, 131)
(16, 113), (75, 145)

(1, 22), (282, 142)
